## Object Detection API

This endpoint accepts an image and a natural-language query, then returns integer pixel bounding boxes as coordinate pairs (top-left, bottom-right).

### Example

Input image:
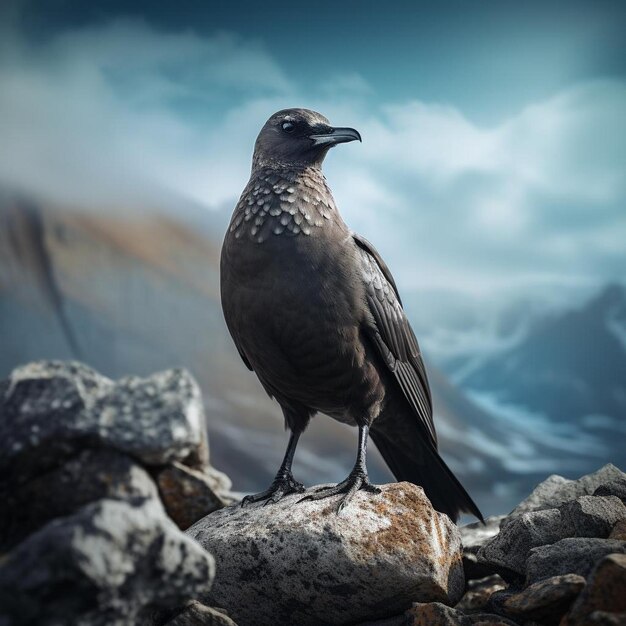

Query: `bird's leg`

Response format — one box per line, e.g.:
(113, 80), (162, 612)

(299, 423), (381, 513)
(241, 430), (305, 506)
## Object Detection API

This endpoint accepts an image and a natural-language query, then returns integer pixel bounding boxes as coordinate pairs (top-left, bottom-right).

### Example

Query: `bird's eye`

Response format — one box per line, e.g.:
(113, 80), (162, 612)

(282, 121), (295, 133)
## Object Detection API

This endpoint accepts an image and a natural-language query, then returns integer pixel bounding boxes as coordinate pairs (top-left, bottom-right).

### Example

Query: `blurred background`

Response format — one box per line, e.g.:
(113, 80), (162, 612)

(1, 0), (625, 517)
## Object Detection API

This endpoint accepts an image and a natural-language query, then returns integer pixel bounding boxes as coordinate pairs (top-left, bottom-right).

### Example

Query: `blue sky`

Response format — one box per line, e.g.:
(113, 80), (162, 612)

(1, 0), (625, 346)
(20, 0), (626, 120)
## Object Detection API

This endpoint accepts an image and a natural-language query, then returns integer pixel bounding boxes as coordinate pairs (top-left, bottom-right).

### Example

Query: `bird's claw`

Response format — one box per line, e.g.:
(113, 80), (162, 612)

(241, 473), (305, 507)
(298, 470), (381, 513)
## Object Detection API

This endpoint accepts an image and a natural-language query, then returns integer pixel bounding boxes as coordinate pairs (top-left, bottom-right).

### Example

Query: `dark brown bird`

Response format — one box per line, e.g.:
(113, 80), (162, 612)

(220, 108), (483, 522)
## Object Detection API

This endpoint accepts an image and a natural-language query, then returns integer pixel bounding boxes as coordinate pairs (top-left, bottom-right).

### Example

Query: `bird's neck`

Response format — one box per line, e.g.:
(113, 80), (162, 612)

(228, 165), (340, 244)
(252, 151), (327, 171)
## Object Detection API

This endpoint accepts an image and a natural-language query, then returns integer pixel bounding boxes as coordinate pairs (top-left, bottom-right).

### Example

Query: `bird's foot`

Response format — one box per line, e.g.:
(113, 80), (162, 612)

(241, 472), (305, 507)
(298, 469), (381, 514)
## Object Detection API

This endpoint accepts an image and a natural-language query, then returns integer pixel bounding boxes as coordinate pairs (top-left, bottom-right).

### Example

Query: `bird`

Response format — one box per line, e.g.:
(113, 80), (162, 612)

(220, 108), (483, 523)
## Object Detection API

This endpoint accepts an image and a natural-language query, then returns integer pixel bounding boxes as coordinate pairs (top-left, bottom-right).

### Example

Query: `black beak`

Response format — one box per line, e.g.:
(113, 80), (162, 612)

(309, 126), (362, 147)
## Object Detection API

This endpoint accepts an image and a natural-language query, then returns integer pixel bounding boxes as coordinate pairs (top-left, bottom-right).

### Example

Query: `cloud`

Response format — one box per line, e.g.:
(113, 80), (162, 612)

(0, 14), (624, 325)
(0, 18), (292, 210)
(323, 80), (626, 296)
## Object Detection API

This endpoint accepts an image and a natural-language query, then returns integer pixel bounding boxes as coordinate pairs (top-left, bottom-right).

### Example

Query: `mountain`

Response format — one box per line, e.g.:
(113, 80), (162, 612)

(461, 284), (626, 421)
(459, 283), (626, 473)
(1, 192), (620, 516)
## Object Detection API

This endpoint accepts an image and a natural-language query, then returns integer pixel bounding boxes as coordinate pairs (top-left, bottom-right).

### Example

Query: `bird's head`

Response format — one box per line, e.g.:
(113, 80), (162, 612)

(252, 108), (361, 170)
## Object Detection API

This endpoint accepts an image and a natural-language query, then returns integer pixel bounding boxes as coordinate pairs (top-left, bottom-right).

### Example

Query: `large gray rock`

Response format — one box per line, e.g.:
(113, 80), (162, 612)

(0, 361), (208, 483)
(525, 538), (626, 584)
(0, 496), (215, 626)
(478, 508), (563, 579)
(560, 496), (626, 537)
(511, 465), (626, 517)
(478, 495), (626, 580)
(187, 482), (465, 626)
(0, 448), (158, 552)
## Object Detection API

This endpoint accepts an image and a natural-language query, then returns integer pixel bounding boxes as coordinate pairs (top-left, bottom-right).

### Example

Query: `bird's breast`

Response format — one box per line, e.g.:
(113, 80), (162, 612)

(220, 167), (373, 415)
(222, 211), (359, 361)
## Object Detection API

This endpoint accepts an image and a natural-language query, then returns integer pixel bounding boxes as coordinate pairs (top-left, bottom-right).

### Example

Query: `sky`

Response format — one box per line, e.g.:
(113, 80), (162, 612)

(1, 0), (625, 329)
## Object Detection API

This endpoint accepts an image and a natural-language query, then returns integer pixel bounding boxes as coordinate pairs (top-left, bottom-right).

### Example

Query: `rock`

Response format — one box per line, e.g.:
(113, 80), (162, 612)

(156, 462), (226, 530)
(510, 465), (626, 517)
(0, 448), (158, 552)
(455, 575), (507, 613)
(610, 519), (626, 540)
(478, 496), (626, 580)
(0, 496), (215, 626)
(561, 554), (626, 626)
(163, 601), (238, 626)
(0, 361), (207, 483)
(559, 496), (626, 538)
(478, 508), (563, 580)
(187, 482), (464, 626)
(526, 538), (626, 584)
(499, 574), (585, 622)
(594, 477), (626, 504)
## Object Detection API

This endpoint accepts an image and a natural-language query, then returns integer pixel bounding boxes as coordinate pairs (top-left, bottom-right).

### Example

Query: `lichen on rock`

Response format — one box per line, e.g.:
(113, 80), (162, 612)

(187, 482), (465, 626)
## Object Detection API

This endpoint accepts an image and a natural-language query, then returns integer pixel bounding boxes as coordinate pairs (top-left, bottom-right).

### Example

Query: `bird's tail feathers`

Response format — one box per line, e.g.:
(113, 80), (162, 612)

(370, 424), (484, 524)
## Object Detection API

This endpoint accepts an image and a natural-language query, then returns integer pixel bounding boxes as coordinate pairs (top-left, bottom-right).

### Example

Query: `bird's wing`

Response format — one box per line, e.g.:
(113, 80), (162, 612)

(234, 343), (253, 371)
(353, 233), (437, 447)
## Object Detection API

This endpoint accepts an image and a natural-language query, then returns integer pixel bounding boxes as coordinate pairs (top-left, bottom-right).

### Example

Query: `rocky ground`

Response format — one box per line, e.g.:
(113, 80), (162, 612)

(0, 361), (625, 626)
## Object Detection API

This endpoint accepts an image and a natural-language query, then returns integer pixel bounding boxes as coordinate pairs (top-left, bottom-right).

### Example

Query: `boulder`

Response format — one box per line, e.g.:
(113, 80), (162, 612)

(559, 496), (626, 537)
(156, 462), (226, 530)
(510, 465), (626, 517)
(525, 538), (626, 584)
(0, 496), (215, 626)
(478, 508), (563, 580)
(187, 482), (464, 626)
(0, 361), (207, 484)
(562, 554), (626, 626)
(478, 496), (626, 580)
(497, 573), (585, 622)
(0, 448), (158, 551)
